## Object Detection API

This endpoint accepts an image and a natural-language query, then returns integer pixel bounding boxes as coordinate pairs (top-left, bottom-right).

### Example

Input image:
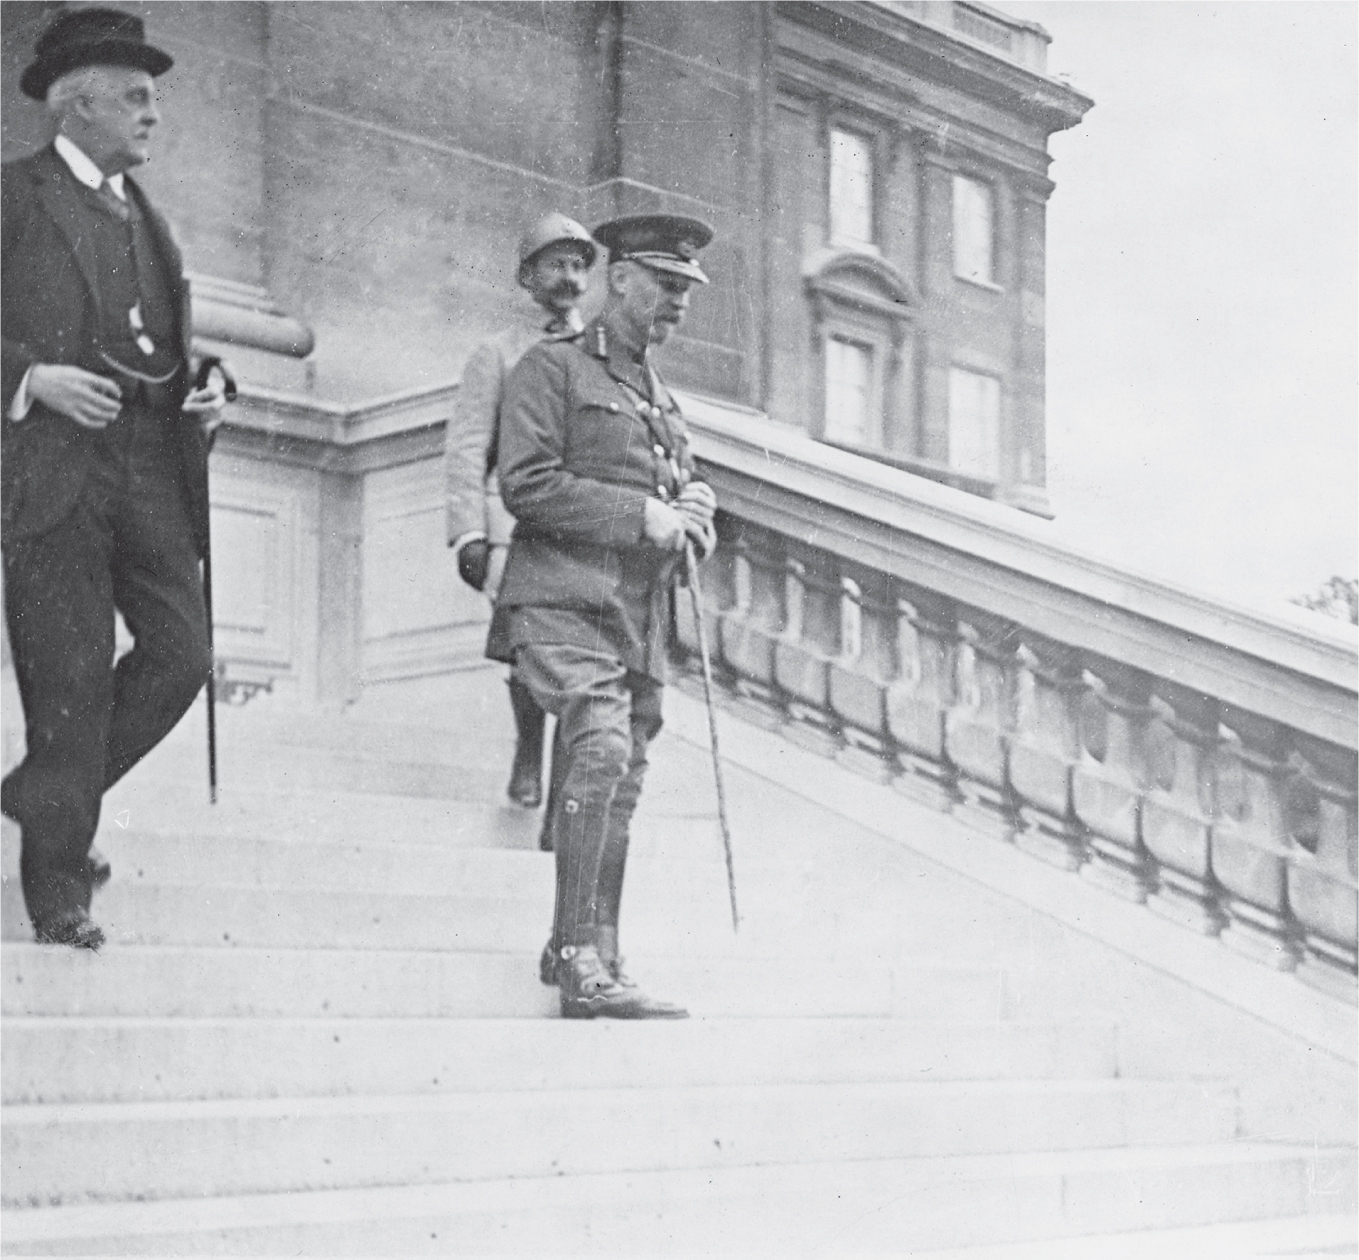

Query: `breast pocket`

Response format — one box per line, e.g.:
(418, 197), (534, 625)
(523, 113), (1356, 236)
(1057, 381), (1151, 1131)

(565, 394), (652, 485)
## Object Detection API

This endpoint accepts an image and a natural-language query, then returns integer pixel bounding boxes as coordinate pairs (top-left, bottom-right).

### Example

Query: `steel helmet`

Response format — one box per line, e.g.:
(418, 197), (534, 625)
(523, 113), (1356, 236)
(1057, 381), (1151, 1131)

(517, 213), (597, 286)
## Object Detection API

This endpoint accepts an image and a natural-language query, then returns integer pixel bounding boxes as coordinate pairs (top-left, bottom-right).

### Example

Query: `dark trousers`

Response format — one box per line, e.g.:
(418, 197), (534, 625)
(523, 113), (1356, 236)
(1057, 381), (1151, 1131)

(2, 411), (211, 928)
(513, 644), (664, 952)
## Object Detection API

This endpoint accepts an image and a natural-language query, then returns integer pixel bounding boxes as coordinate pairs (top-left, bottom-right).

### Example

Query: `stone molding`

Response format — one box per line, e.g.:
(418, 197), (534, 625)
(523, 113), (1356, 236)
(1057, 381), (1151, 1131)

(674, 389), (1358, 749)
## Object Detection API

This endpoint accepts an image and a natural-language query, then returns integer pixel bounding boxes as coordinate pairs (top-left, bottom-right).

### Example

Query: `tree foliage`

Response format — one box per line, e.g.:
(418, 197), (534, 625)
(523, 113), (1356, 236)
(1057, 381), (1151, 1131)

(1291, 576), (1359, 625)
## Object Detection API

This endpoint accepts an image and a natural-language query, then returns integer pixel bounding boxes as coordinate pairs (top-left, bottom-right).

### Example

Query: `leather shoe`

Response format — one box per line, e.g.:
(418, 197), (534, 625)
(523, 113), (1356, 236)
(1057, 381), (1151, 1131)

(88, 848), (112, 891)
(539, 938), (559, 986)
(34, 911), (105, 951)
(558, 944), (687, 1020)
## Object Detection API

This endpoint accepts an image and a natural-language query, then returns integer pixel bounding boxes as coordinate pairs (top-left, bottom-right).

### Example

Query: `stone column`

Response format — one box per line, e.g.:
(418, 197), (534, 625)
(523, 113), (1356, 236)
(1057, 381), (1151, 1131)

(1075, 657), (1155, 902)
(1212, 708), (1302, 970)
(718, 521), (787, 728)
(1142, 685), (1226, 935)
(944, 610), (1017, 841)
(1287, 736), (1358, 1001)
(829, 567), (896, 783)
(886, 587), (958, 811)
(1009, 633), (1086, 870)
(774, 542), (841, 757)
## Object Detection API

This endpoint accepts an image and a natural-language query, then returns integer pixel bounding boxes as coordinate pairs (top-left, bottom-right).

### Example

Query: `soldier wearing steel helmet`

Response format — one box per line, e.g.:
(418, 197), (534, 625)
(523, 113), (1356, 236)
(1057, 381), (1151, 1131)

(489, 214), (718, 1019)
(445, 213), (596, 816)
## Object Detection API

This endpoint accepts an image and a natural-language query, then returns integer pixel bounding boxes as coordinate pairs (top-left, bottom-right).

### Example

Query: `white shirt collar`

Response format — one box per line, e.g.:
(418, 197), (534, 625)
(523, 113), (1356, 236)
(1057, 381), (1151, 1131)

(54, 134), (125, 200)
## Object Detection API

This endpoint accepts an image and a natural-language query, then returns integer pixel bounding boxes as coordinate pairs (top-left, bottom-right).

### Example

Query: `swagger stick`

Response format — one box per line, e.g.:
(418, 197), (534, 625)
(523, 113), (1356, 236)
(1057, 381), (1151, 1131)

(684, 540), (739, 932)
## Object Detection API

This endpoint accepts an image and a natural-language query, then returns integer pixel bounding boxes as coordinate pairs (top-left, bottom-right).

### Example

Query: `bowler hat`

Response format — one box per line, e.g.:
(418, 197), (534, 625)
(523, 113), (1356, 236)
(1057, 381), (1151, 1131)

(593, 214), (714, 285)
(21, 8), (173, 101)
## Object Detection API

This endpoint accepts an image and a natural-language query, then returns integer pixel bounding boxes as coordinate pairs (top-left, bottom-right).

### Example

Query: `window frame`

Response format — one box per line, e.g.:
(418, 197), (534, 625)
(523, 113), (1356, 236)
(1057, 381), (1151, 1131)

(951, 171), (1000, 291)
(827, 124), (877, 250)
(946, 364), (1004, 481)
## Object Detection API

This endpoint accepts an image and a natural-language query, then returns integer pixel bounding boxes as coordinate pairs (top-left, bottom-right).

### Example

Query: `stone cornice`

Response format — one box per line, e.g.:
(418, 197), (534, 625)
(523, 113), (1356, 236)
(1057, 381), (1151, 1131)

(777, 1), (1093, 135)
(775, 54), (1056, 185)
(216, 381), (454, 473)
(674, 390), (1357, 749)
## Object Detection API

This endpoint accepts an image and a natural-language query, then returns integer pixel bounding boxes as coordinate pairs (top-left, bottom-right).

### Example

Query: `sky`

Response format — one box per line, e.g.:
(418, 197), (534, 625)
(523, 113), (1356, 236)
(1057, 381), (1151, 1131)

(1000, 1), (1357, 615)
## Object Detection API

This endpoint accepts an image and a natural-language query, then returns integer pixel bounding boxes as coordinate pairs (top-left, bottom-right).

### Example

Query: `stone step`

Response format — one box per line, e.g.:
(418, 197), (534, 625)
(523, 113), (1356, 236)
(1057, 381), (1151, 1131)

(908, 1210), (1358, 1258)
(0, 865), (1009, 969)
(1, 1079), (1241, 1208)
(3, 826), (901, 907)
(6, 1144), (1334, 1255)
(1, 1015), (1120, 1105)
(1, 943), (1009, 1021)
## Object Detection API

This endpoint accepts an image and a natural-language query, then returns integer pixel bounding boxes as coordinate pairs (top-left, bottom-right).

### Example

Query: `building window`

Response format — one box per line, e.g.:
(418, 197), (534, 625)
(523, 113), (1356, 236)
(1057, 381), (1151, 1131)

(952, 174), (994, 285)
(824, 336), (874, 445)
(829, 128), (874, 247)
(948, 367), (1000, 478)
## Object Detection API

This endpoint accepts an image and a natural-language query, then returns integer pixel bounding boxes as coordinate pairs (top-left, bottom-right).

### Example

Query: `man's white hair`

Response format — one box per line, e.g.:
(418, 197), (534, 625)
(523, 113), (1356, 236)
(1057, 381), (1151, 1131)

(46, 66), (110, 114)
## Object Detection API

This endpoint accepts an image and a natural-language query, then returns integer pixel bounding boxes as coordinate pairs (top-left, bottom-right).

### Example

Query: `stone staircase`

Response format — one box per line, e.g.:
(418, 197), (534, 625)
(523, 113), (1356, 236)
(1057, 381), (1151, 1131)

(2, 670), (1355, 1255)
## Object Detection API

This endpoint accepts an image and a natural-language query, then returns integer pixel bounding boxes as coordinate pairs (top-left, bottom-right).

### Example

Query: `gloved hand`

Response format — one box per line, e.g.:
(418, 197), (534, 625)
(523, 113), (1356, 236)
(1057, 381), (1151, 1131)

(458, 538), (491, 591)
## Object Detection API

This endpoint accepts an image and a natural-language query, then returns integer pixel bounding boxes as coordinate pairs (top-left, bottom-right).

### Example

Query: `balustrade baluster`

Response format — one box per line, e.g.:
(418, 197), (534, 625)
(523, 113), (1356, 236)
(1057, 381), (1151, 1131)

(1286, 736), (1358, 1001)
(717, 522), (787, 728)
(829, 567), (896, 783)
(944, 611), (1017, 841)
(1075, 657), (1156, 902)
(1142, 685), (1226, 935)
(886, 587), (958, 811)
(774, 543), (842, 756)
(1009, 634), (1087, 870)
(1211, 707), (1302, 970)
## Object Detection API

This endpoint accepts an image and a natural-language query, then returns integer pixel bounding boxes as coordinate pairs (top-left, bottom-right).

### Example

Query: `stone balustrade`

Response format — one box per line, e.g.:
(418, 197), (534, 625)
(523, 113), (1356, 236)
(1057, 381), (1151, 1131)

(184, 380), (1356, 1006)
(673, 391), (1358, 1003)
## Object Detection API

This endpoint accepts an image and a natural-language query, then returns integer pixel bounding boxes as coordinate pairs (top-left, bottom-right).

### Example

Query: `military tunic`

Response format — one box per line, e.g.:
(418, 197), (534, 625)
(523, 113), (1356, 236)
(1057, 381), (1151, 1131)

(487, 319), (695, 683)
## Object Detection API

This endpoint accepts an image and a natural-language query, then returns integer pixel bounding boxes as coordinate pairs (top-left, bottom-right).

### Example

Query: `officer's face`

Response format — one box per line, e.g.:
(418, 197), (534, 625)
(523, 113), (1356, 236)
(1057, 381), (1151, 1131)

(616, 263), (693, 347)
(68, 66), (160, 173)
(524, 244), (592, 317)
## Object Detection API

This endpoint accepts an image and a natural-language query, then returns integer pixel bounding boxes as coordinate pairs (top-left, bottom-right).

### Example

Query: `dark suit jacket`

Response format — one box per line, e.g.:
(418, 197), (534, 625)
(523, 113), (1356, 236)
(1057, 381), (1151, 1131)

(1, 147), (209, 554)
(487, 317), (695, 683)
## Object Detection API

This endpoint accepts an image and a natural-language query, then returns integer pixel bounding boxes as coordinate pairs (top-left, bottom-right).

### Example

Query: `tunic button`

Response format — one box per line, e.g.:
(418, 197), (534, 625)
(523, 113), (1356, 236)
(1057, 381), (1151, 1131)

(609, 402), (620, 413)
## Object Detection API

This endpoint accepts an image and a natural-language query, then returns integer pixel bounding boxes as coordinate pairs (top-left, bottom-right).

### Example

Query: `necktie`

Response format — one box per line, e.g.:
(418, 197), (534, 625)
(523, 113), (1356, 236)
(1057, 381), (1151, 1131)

(96, 179), (130, 223)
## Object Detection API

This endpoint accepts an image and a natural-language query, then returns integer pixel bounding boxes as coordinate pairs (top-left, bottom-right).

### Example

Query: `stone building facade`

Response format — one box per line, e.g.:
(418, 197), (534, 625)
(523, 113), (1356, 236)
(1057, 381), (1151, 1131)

(1, 1), (1090, 703)
(3, 0), (1090, 509)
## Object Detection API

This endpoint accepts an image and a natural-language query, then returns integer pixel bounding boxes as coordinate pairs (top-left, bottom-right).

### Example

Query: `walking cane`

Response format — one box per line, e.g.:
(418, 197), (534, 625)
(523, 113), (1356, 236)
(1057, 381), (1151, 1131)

(193, 358), (238, 805)
(684, 539), (740, 932)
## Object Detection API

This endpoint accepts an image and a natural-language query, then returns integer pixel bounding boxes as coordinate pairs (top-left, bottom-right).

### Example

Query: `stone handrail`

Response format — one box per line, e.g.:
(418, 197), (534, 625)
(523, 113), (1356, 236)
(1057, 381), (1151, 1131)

(673, 390), (1358, 1003)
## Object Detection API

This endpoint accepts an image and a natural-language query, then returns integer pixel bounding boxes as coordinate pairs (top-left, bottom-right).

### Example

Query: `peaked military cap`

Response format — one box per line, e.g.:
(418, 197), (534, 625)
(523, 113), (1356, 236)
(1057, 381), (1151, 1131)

(592, 214), (713, 285)
(21, 7), (173, 101)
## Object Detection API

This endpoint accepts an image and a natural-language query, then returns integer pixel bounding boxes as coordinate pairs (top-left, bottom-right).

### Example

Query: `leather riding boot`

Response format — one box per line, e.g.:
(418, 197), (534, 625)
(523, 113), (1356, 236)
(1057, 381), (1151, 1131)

(506, 676), (546, 808)
(558, 943), (685, 1019)
(594, 924), (688, 1018)
(536, 723), (566, 852)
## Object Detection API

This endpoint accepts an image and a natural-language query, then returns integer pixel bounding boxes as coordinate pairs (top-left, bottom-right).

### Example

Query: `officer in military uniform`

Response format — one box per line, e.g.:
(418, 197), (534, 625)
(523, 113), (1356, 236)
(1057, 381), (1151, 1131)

(489, 214), (718, 1019)
(446, 214), (596, 815)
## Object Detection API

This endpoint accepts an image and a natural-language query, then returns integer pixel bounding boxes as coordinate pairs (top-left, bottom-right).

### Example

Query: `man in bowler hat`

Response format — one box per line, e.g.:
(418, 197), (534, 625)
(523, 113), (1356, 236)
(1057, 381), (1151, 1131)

(446, 213), (597, 819)
(1, 9), (227, 949)
(488, 214), (718, 1018)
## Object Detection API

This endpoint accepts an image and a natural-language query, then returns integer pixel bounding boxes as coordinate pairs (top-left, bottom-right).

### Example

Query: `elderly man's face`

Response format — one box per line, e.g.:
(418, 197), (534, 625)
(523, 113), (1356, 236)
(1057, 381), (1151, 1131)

(613, 262), (693, 348)
(70, 66), (160, 173)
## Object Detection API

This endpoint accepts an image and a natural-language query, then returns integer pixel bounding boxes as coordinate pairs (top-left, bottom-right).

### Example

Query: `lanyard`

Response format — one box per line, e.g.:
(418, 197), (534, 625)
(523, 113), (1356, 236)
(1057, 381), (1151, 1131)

(611, 370), (687, 493)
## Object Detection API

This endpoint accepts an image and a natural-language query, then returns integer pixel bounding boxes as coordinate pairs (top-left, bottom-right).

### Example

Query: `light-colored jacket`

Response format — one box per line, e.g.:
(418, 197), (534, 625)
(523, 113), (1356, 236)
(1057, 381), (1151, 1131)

(445, 315), (584, 551)
(445, 325), (540, 550)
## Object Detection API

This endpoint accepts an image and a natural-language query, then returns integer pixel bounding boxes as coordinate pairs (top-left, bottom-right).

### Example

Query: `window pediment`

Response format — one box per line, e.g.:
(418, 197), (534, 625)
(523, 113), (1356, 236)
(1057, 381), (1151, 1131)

(803, 247), (919, 326)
